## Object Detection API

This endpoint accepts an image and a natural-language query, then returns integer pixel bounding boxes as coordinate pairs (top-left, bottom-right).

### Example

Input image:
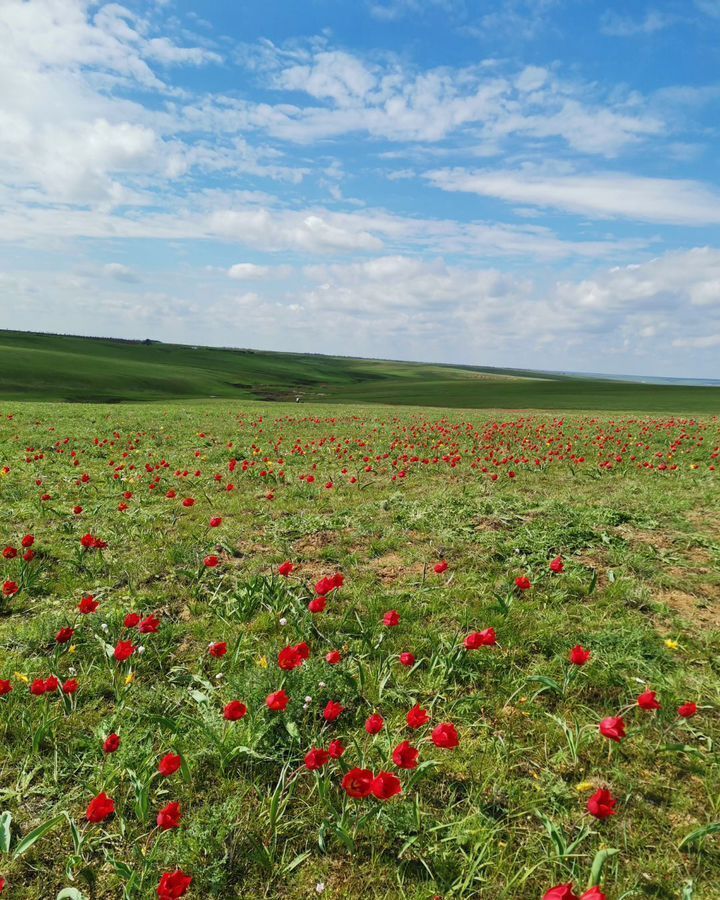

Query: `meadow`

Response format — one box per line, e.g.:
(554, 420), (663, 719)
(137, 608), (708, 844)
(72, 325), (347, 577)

(2, 330), (720, 413)
(0, 399), (719, 899)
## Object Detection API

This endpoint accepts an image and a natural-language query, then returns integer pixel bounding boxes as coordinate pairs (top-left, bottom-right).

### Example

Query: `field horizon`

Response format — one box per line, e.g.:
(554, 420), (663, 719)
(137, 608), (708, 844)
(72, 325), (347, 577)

(1, 329), (719, 414)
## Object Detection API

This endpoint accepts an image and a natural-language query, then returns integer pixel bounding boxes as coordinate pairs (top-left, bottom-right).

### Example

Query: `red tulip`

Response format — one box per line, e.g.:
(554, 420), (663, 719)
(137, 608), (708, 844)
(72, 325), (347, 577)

(266, 689), (290, 711)
(406, 704), (430, 729)
(544, 886), (579, 900)
(637, 690), (661, 710)
(365, 713), (384, 734)
(103, 733), (121, 754)
(157, 869), (192, 899)
(86, 792), (115, 823)
(278, 643), (309, 670)
(323, 700), (345, 722)
(431, 722), (459, 749)
(599, 716), (626, 742)
(464, 628), (496, 649)
(139, 614), (160, 634)
(569, 645), (591, 666)
(305, 748), (330, 770)
(78, 595), (99, 614)
(371, 771), (402, 800)
(157, 801), (182, 830)
(678, 702), (697, 718)
(315, 573), (344, 595)
(158, 753), (182, 776)
(341, 768), (373, 798)
(550, 556), (565, 573)
(392, 740), (419, 769)
(587, 788), (617, 820)
(383, 610), (400, 627)
(223, 700), (247, 721)
(114, 641), (135, 662)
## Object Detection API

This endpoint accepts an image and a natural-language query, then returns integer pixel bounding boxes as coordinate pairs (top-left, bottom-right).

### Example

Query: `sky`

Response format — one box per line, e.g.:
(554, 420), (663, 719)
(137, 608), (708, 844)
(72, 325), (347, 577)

(1, 0), (720, 378)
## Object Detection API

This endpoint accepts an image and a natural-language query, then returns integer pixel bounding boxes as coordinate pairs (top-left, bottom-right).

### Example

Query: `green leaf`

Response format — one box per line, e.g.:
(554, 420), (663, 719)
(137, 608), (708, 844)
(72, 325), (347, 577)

(283, 850), (311, 873)
(527, 674), (563, 696)
(660, 743), (703, 757)
(284, 720), (300, 741)
(679, 822), (720, 850)
(0, 810), (12, 853)
(13, 813), (65, 859)
(587, 847), (619, 888)
(587, 568), (598, 594)
(57, 888), (86, 900)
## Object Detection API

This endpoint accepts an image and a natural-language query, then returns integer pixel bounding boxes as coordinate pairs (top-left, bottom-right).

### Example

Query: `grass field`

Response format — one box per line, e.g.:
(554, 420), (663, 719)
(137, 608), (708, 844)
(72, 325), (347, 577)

(0, 399), (719, 899)
(2, 330), (719, 414)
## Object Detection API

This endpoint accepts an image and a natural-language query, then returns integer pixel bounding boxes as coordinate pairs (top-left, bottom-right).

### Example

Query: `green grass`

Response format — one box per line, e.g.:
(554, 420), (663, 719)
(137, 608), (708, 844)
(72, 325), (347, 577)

(0, 400), (719, 899)
(2, 329), (719, 413)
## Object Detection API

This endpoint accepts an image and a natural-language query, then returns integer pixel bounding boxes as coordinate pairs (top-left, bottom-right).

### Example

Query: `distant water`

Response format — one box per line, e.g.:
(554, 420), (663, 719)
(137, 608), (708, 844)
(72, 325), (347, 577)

(550, 371), (720, 387)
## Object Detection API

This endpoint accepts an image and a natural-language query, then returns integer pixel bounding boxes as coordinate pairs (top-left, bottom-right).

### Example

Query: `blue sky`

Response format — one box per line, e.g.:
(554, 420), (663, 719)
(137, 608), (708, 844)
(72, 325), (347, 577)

(1, 0), (720, 377)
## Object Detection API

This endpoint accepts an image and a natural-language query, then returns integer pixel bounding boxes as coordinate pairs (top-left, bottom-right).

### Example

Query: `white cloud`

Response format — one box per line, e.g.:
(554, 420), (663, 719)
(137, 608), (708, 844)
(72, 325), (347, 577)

(367, 0), (458, 21)
(4, 246), (720, 376)
(237, 43), (661, 153)
(600, 10), (677, 36)
(228, 263), (270, 279)
(673, 334), (720, 348)
(103, 262), (139, 282)
(695, 0), (720, 17)
(427, 167), (720, 225)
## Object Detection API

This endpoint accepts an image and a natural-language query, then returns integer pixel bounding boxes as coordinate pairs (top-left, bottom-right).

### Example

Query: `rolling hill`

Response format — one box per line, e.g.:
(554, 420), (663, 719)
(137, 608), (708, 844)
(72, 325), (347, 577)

(0, 329), (718, 412)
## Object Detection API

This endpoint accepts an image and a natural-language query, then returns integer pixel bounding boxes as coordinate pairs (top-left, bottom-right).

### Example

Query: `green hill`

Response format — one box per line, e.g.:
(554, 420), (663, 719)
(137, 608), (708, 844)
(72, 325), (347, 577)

(0, 329), (718, 412)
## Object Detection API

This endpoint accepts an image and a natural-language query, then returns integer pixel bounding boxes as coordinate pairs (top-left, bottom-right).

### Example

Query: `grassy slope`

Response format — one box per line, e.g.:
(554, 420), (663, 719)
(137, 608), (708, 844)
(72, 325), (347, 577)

(2, 330), (719, 413)
(0, 400), (719, 899)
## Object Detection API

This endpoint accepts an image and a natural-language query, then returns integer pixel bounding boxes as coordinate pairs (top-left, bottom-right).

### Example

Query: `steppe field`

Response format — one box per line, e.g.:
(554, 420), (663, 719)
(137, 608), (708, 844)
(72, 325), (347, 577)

(1, 397), (719, 899)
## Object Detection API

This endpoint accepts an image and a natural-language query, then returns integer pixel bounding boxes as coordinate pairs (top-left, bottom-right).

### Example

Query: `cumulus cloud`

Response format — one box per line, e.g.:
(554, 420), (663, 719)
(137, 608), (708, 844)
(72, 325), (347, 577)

(103, 262), (139, 282)
(3, 247), (720, 376)
(238, 45), (662, 153)
(227, 263), (271, 280)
